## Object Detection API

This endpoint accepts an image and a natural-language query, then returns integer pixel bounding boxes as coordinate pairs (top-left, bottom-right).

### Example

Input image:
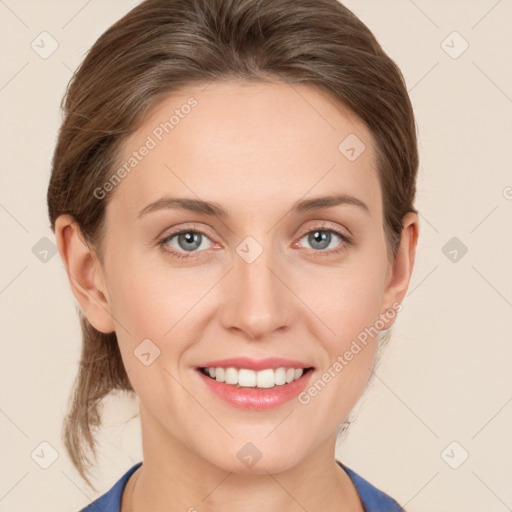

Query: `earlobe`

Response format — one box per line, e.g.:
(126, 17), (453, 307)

(54, 215), (115, 334)
(379, 212), (419, 329)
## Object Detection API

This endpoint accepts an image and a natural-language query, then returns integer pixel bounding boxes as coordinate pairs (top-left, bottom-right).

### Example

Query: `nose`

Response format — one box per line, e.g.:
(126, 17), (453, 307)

(220, 244), (295, 340)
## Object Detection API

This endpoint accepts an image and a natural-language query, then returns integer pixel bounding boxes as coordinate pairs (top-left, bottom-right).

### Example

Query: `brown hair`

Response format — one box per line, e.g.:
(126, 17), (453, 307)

(47, 0), (418, 489)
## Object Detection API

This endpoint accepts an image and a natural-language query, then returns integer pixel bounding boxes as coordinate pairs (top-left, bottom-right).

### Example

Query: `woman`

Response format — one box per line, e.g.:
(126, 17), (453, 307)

(48, 0), (419, 510)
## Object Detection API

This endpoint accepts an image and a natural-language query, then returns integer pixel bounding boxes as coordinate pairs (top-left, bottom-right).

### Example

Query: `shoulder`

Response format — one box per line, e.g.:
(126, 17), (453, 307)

(79, 462), (142, 512)
(338, 461), (404, 512)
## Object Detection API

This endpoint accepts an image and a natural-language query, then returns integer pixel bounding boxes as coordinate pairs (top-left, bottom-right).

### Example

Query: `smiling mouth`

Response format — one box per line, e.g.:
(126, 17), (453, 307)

(198, 366), (314, 389)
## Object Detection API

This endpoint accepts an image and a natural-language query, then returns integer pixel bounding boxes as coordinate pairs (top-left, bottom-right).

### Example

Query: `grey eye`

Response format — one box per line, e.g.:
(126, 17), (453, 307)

(300, 230), (342, 251)
(166, 231), (212, 253)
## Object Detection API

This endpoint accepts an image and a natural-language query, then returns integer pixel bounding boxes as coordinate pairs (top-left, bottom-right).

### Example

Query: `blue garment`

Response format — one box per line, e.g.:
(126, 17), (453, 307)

(80, 461), (402, 511)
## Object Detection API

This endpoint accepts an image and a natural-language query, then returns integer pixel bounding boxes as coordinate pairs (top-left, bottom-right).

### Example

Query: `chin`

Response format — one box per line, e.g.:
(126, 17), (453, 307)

(201, 441), (305, 475)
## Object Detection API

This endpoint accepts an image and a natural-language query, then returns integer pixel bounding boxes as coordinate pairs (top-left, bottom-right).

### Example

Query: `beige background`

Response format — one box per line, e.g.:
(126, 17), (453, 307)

(1, 0), (511, 510)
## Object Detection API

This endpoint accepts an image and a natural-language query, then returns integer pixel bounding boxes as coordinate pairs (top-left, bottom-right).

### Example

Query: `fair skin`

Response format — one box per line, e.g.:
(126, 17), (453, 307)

(55, 80), (418, 511)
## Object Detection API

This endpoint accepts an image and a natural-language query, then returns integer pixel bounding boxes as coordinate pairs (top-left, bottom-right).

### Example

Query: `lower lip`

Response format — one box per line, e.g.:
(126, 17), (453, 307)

(196, 369), (314, 410)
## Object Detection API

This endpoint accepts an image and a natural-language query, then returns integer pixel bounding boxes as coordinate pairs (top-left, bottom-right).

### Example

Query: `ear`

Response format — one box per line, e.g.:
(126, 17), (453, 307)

(54, 214), (115, 333)
(379, 212), (419, 329)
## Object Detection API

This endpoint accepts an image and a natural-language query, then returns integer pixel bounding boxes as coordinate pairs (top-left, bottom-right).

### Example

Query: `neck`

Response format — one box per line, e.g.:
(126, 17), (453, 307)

(122, 404), (364, 512)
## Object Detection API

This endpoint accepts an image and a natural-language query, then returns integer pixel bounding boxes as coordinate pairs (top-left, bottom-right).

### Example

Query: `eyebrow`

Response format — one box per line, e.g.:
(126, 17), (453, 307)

(137, 193), (370, 219)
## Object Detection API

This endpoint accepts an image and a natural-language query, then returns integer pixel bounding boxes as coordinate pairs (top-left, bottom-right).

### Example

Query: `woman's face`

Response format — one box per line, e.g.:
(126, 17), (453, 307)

(92, 80), (411, 473)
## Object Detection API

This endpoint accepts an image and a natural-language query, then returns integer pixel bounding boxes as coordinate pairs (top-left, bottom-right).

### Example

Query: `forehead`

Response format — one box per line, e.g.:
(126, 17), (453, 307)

(109, 80), (381, 220)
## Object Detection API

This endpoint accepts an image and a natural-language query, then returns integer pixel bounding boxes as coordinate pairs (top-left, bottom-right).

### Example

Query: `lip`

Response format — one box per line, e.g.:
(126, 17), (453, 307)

(195, 366), (315, 410)
(197, 357), (313, 371)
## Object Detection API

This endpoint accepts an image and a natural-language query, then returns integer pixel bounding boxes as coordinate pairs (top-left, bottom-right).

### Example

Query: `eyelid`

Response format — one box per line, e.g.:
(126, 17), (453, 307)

(296, 219), (352, 240)
(161, 222), (212, 235)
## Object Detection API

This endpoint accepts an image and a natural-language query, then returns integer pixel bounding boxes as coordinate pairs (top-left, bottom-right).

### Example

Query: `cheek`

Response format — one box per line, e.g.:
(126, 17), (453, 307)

(107, 255), (203, 338)
(295, 267), (385, 418)
(298, 258), (387, 348)
(295, 257), (387, 408)
(333, 275), (384, 344)
(105, 259), (218, 388)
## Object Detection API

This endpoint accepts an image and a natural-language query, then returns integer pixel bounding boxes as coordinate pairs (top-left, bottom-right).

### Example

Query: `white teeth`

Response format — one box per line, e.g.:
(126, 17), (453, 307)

(205, 366), (308, 388)
(257, 369), (275, 388)
(225, 367), (238, 385)
(238, 369), (256, 387)
(274, 367), (286, 385)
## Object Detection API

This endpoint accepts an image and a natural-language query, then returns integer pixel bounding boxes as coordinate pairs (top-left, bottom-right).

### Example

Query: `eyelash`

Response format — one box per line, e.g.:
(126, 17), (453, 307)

(157, 223), (353, 261)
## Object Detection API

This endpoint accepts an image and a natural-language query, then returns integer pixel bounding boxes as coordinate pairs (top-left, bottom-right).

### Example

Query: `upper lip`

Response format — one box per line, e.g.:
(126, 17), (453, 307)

(197, 357), (314, 371)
